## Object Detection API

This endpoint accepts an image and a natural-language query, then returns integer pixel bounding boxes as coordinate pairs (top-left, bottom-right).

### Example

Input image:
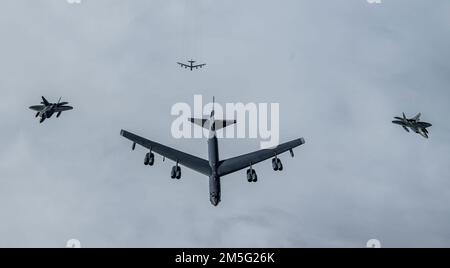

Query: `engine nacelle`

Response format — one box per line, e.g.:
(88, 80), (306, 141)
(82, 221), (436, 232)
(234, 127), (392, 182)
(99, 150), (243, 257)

(171, 166), (181, 179)
(246, 168), (257, 182)
(272, 158), (283, 171)
(144, 152), (155, 166)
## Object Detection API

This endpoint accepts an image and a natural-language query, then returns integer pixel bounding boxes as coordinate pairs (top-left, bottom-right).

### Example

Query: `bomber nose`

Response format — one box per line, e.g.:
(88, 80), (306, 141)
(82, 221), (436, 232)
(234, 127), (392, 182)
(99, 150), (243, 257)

(210, 194), (220, 206)
(210, 197), (219, 206)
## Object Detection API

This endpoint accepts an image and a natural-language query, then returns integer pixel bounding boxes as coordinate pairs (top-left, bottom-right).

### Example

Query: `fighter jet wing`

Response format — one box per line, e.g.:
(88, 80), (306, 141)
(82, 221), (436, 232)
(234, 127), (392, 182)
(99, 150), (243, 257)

(29, 105), (44, 111)
(217, 138), (305, 177)
(417, 122), (432, 128)
(392, 120), (406, 126)
(54, 106), (73, 112)
(120, 130), (211, 176)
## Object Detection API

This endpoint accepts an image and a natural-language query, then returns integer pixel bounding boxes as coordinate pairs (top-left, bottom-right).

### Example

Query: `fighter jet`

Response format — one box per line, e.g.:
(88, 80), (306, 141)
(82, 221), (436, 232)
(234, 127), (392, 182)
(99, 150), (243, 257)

(392, 113), (432, 138)
(121, 98), (305, 206)
(29, 96), (73, 123)
(177, 60), (206, 71)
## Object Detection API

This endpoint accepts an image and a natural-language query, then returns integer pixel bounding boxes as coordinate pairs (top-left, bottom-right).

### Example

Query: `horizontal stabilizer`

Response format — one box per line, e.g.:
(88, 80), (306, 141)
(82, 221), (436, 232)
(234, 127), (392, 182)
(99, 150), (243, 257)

(189, 118), (236, 130)
(189, 118), (208, 128)
(214, 119), (237, 130)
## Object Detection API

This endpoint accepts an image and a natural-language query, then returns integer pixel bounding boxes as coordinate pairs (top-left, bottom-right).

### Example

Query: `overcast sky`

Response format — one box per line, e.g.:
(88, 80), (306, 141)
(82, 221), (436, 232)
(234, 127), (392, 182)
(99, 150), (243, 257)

(0, 0), (449, 247)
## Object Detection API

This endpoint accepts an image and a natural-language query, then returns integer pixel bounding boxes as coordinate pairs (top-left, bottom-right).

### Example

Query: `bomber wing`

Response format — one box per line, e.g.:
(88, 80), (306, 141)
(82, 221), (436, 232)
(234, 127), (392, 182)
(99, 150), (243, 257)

(217, 138), (305, 177)
(120, 130), (211, 176)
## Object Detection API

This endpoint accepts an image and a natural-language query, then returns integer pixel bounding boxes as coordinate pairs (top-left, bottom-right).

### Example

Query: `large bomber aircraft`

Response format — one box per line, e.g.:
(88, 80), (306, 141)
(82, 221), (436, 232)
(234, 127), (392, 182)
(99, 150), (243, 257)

(121, 98), (305, 206)
(177, 60), (206, 71)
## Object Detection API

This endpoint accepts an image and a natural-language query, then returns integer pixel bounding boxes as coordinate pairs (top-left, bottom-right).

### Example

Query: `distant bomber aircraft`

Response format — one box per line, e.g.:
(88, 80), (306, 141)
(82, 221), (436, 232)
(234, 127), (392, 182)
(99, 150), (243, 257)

(392, 113), (432, 138)
(29, 96), (73, 123)
(121, 98), (305, 206)
(177, 60), (206, 71)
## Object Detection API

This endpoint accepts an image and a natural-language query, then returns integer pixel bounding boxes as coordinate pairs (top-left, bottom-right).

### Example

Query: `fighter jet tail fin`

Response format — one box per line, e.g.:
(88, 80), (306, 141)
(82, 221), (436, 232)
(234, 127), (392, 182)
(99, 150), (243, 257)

(413, 113), (421, 121)
(41, 96), (50, 106)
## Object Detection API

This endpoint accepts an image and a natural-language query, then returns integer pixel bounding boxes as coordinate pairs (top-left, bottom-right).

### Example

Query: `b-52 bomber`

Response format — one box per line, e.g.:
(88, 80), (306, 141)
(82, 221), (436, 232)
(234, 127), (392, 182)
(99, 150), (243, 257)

(121, 98), (305, 206)
(177, 60), (206, 71)
(29, 96), (73, 123)
(392, 113), (432, 138)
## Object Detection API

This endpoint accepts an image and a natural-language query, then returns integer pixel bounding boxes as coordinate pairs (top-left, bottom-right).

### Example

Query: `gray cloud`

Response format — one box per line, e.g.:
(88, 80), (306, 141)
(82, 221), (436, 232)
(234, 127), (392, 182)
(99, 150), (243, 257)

(0, 0), (449, 247)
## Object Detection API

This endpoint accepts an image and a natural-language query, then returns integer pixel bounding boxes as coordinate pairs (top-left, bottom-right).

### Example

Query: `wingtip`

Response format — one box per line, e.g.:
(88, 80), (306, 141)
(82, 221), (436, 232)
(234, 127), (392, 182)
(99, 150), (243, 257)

(120, 129), (125, 136)
(300, 137), (305, 144)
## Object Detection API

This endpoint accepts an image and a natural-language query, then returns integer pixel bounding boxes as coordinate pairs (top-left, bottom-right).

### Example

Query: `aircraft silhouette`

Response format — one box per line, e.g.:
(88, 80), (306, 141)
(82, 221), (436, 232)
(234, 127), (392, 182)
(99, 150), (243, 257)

(121, 97), (305, 206)
(177, 60), (206, 71)
(29, 96), (73, 123)
(392, 113), (432, 138)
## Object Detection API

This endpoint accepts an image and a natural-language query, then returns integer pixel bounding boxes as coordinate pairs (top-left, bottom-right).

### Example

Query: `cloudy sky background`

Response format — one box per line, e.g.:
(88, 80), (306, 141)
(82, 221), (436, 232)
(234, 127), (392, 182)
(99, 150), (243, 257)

(0, 0), (449, 247)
